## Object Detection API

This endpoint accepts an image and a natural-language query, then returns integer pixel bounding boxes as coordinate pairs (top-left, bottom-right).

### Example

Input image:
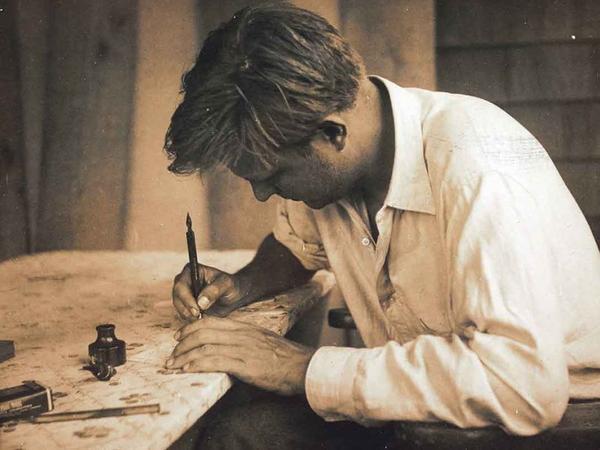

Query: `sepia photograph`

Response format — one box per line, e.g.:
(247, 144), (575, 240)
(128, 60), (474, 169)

(1, 0), (599, 448)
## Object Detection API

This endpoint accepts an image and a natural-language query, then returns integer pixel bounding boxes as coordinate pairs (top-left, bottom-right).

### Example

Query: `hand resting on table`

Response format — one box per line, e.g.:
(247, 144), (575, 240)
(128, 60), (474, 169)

(166, 315), (315, 395)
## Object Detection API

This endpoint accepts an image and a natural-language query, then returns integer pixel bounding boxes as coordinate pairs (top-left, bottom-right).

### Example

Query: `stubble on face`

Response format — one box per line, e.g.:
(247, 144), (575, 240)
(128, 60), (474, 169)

(294, 147), (365, 209)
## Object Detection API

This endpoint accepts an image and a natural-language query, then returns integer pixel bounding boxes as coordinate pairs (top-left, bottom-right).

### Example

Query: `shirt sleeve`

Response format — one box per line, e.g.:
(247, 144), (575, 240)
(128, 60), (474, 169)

(272, 199), (329, 271)
(305, 171), (569, 435)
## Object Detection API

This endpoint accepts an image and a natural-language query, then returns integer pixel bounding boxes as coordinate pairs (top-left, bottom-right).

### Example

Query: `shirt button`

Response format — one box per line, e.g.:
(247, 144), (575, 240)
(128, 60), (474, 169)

(361, 236), (371, 246)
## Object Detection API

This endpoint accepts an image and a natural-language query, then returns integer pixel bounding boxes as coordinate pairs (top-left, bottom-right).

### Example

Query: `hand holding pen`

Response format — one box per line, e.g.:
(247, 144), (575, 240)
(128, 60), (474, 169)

(172, 214), (245, 321)
(186, 213), (201, 299)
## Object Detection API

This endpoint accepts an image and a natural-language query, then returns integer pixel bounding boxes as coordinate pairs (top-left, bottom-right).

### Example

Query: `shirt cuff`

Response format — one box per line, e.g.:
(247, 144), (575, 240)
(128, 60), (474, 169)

(305, 346), (366, 422)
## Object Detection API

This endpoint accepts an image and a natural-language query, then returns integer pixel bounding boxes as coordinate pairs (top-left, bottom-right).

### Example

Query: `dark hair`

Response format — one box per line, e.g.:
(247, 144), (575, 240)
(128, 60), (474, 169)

(164, 2), (363, 174)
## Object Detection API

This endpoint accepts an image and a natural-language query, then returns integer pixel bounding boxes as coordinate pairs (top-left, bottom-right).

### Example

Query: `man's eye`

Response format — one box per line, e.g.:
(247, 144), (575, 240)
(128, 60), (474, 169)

(318, 121), (346, 150)
(320, 125), (339, 140)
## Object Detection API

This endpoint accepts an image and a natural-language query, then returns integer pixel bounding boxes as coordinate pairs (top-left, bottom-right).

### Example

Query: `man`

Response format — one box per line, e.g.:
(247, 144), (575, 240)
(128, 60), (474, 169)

(164, 3), (600, 448)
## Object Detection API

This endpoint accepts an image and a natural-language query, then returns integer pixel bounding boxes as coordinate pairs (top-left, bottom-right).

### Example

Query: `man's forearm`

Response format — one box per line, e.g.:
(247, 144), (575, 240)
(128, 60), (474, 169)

(234, 233), (315, 303)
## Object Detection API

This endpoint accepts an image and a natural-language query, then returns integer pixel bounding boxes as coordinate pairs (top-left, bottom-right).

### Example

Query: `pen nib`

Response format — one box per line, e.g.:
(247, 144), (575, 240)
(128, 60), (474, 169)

(186, 213), (192, 230)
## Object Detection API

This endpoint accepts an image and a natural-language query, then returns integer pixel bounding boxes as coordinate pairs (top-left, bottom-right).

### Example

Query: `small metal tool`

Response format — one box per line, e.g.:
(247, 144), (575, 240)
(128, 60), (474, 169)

(31, 403), (160, 423)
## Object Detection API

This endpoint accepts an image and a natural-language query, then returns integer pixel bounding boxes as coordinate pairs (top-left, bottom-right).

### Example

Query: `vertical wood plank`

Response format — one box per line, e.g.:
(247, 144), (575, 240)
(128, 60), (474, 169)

(0, 0), (29, 260)
(37, 0), (138, 251)
(125, 0), (209, 251)
(16, 0), (50, 251)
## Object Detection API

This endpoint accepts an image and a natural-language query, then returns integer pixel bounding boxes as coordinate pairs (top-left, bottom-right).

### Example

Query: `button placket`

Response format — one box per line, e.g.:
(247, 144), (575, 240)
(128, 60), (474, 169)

(338, 199), (374, 247)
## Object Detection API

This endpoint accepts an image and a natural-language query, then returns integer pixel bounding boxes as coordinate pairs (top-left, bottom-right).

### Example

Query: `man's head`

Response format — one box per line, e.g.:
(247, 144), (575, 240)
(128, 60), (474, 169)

(165, 2), (383, 208)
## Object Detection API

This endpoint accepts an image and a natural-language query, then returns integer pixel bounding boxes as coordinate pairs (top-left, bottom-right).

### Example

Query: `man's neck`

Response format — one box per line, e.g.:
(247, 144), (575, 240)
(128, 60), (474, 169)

(361, 78), (396, 224)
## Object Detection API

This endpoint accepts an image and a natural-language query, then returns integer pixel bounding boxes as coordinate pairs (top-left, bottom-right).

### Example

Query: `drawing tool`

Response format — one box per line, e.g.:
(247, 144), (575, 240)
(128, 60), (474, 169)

(31, 403), (160, 423)
(186, 213), (201, 299)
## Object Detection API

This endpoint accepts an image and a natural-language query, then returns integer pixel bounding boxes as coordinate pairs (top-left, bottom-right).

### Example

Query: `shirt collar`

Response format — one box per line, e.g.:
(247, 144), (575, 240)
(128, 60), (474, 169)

(370, 76), (436, 215)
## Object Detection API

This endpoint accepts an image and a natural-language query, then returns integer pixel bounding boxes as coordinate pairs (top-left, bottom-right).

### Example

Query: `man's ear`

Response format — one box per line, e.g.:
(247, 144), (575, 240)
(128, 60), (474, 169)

(318, 119), (347, 152)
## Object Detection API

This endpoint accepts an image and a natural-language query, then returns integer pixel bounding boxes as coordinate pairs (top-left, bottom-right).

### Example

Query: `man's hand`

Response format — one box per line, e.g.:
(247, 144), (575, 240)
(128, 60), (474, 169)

(172, 263), (247, 321)
(172, 234), (316, 322)
(166, 316), (316, 396)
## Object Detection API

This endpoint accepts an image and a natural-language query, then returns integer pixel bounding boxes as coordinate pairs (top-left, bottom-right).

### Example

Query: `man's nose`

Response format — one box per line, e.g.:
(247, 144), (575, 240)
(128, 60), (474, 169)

(251, 181), (276, 202)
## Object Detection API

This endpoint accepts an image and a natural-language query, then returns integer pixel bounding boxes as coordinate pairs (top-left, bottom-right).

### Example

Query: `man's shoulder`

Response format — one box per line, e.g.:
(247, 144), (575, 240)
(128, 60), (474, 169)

(375, 77), (515, 141)
(409, 89), (551, 192)
(407, 88), (529, 145)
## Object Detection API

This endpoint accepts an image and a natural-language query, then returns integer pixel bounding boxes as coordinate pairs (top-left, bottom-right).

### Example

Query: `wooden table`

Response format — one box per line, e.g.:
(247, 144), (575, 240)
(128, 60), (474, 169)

(0, 251), (334, 449)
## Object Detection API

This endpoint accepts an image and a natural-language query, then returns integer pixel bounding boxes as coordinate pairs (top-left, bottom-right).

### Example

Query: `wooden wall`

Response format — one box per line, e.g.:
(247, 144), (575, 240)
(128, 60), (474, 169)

(7, 0), (209, 259)
(125, 0), (210, 252)
(35, 0), (138, 251)
(0, 0), (29, 260)
(16, 0), (49, 252)
(437, 0), (600, 244)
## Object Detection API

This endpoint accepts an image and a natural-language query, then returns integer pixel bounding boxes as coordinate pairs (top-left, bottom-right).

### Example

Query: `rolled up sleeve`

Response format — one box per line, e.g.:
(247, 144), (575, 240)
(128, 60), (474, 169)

(273, 199), (329, 271)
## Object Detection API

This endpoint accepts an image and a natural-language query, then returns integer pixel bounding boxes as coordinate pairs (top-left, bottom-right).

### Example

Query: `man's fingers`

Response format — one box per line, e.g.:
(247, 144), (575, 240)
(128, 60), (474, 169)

(174, 298), (199, 322)
(172, 269), (200, 318)
(172, 263), (239, 320)
(172, 327), (247, 357)
(173, 298), (191, 321)
(173, 285), (200, 318)
(166, 344), (245, 374)
(183, 354), (245, 375)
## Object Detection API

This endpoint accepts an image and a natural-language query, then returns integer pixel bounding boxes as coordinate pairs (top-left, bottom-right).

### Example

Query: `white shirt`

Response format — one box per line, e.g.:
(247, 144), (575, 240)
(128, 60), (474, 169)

(272, 77), (600, 435)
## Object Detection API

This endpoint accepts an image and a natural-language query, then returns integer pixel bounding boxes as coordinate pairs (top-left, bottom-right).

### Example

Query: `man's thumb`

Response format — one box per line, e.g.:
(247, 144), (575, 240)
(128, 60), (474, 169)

(197, 283), (222, 310)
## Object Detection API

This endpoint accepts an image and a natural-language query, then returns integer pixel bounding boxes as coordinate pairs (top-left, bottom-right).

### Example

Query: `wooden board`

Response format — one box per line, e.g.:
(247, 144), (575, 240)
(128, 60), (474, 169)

(504, 102), (600, 160)
(0, 250), (334, 449)
(437, 0), (600, 47)
(36, 0), (138, 251)
(438, 43), (600, 103)
(0, 0), (29, 261)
